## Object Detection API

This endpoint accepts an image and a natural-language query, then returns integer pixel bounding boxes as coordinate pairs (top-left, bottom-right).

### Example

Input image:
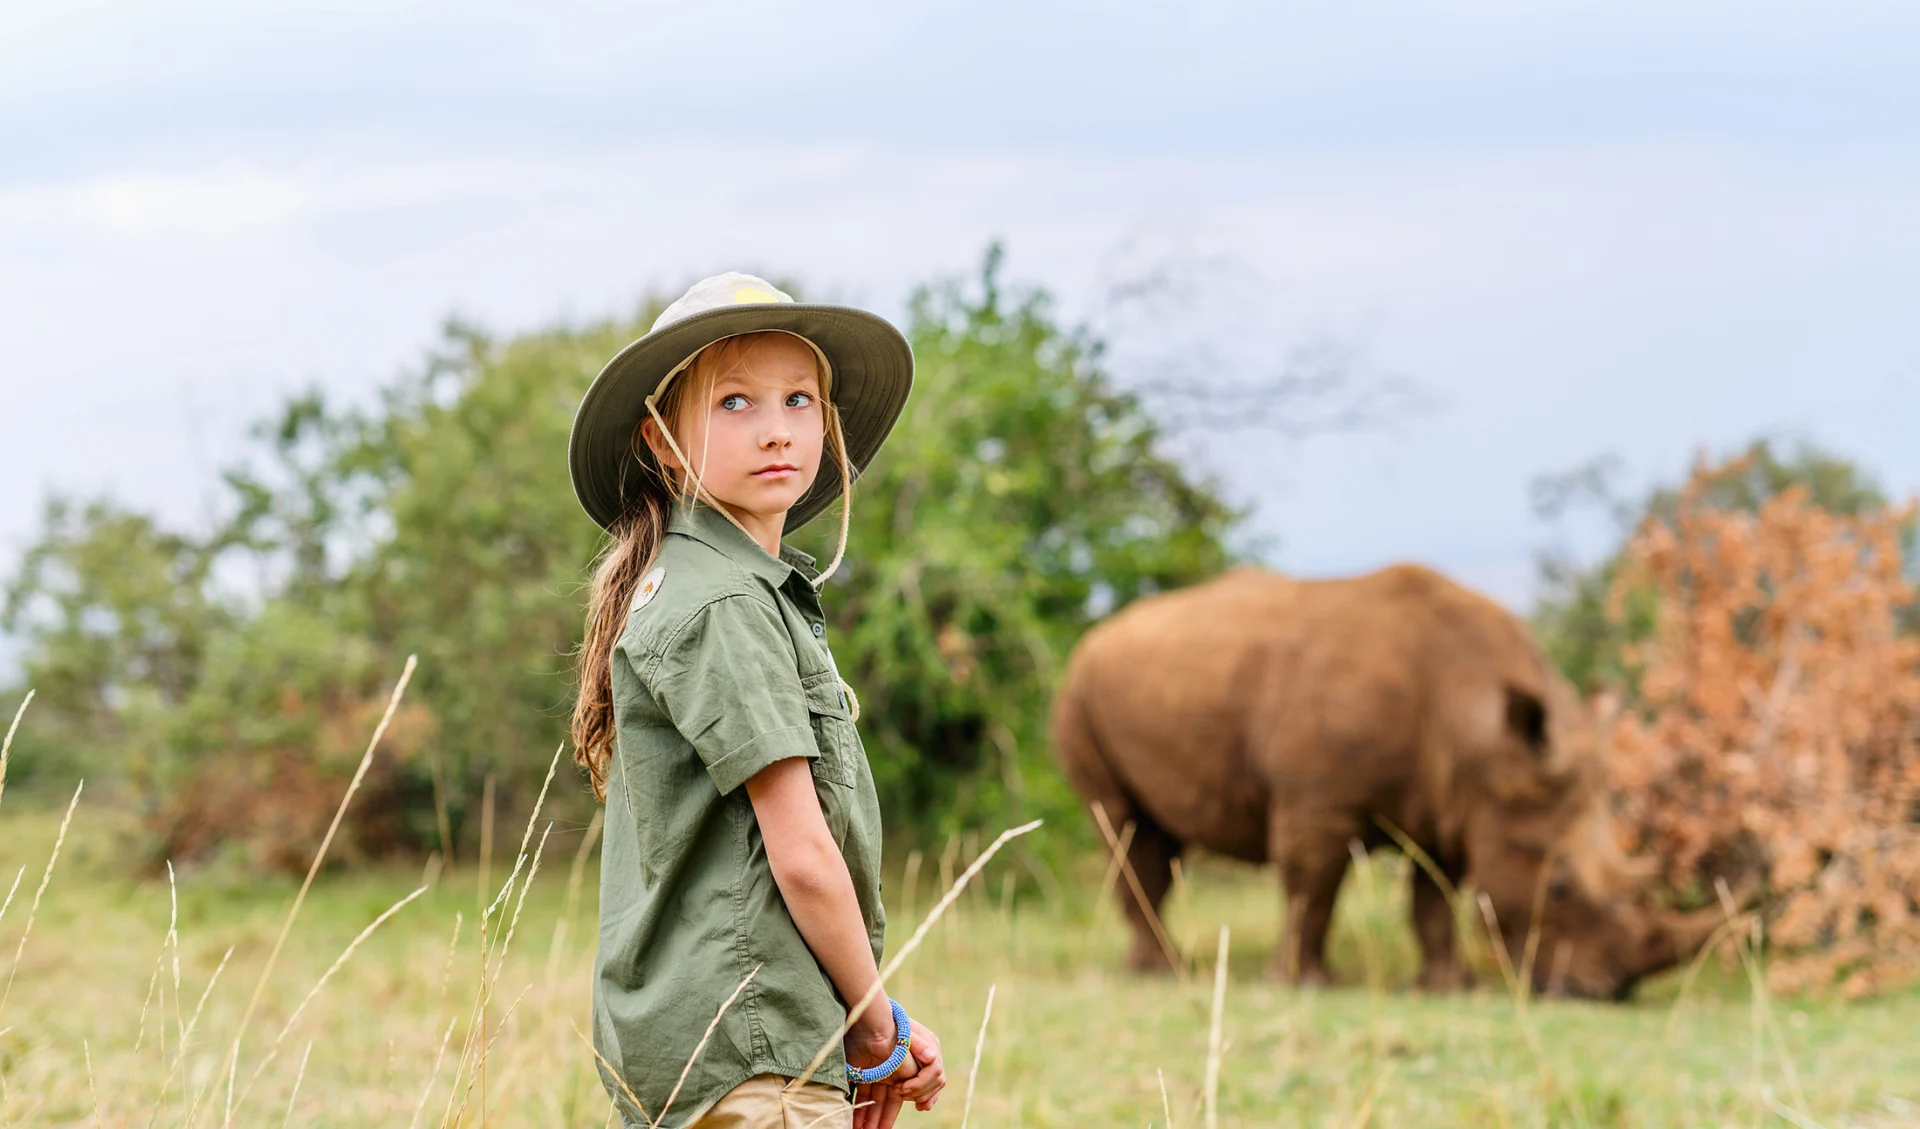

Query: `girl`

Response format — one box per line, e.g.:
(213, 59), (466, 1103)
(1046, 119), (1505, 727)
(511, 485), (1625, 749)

(568, 272), (946, 1129)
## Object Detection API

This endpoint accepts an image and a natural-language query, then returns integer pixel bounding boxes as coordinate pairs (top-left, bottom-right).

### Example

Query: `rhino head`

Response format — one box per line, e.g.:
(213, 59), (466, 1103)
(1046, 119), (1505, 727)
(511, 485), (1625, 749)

(1473, 836), (1729, 1000)
(1462, 681), (1729, 1000)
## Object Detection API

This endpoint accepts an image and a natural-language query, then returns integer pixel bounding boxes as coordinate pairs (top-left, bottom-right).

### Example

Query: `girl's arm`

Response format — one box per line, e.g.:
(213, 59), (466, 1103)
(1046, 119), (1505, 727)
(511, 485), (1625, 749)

(744, 757), (945, 1122)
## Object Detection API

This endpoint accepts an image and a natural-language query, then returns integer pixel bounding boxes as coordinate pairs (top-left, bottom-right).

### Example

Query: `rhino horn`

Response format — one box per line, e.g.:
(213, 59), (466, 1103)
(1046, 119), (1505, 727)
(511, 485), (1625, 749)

(1636, 904), (1733, 981)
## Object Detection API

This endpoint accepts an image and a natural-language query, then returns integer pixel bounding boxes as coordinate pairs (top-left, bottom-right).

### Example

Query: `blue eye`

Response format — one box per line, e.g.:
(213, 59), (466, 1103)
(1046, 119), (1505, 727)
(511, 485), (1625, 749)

(720, 394), (748, 411)
(786, 392), (814, 408)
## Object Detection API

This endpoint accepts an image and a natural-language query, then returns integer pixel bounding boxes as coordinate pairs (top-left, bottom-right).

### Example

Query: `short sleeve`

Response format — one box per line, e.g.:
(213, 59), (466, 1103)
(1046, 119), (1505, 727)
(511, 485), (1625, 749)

(646, 593), (816, 795)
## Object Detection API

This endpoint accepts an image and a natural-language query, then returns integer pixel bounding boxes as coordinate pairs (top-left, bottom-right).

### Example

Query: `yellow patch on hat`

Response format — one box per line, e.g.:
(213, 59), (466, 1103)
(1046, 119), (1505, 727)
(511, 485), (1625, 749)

(730, 285), (783, 305)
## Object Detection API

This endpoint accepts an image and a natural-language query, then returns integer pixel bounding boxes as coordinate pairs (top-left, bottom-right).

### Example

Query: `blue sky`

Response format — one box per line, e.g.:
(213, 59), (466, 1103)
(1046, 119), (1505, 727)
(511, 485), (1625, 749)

(3, 0), (1918, 623)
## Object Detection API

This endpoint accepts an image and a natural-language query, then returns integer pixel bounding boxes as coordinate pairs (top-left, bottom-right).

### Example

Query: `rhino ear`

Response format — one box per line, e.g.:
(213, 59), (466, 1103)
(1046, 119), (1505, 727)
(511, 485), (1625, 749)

(1504, 685), (1549, 757)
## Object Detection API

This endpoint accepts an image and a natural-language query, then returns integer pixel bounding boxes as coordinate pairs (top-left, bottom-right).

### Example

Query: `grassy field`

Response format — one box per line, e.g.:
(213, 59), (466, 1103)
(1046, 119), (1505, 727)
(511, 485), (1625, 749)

(2, 798), (1917, 1129)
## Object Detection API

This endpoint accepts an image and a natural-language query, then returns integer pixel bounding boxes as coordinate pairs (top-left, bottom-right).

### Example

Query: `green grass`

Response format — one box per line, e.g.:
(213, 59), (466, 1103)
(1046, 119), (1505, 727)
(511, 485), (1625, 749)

(1, 804), (1916, 1128)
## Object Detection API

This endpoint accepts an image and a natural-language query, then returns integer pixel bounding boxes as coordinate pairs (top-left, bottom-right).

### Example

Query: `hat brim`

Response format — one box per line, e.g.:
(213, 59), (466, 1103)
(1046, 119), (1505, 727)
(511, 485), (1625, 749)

(569, 304), (913, 533)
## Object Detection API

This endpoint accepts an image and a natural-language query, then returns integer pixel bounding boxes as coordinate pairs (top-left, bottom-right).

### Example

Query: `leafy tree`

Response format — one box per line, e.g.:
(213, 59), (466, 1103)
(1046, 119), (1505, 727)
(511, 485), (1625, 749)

(3, 248), (1239, 868)
(1, 499), (233, 793)
(792, 246), (1238, 834)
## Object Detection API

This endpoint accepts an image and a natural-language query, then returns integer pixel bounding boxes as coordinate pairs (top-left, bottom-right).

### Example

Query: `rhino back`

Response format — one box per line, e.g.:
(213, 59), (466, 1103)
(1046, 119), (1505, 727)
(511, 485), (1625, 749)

(1057, 563), (1559, 861)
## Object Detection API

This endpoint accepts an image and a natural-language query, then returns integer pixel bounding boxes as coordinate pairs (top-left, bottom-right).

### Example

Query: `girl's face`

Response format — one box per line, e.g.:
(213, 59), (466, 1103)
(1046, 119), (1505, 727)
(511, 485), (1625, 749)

(646, 332), (827, 531)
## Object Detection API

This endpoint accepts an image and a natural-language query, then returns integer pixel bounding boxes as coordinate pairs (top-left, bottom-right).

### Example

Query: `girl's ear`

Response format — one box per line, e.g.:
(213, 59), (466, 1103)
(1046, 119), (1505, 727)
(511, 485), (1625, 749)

(639, 416), (682, 472)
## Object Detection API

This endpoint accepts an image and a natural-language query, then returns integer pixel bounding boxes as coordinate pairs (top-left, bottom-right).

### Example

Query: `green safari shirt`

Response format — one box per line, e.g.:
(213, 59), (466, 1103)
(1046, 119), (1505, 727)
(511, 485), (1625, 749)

(592, 500), (886, 1128)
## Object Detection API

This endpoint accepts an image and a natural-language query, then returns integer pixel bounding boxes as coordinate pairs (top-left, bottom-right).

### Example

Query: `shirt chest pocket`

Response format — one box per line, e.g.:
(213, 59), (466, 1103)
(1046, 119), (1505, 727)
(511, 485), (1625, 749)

(801, 668), (861, 789)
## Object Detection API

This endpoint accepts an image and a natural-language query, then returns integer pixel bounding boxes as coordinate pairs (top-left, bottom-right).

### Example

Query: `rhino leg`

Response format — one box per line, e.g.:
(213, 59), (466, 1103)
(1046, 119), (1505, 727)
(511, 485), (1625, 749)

(1276, 833), (1353, 986)
(1119, 816), (1183, 973)
(1411, 858), (1471, 992)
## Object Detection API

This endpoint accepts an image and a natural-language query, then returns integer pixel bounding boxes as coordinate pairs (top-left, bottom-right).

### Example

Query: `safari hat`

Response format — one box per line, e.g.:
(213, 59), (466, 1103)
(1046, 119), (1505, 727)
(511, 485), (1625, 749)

(568, 271), (914, 533)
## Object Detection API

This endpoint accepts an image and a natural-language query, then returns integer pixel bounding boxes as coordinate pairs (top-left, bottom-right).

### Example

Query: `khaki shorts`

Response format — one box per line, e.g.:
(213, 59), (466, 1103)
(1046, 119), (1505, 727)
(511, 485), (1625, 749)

(684, 1073), (851, 1129)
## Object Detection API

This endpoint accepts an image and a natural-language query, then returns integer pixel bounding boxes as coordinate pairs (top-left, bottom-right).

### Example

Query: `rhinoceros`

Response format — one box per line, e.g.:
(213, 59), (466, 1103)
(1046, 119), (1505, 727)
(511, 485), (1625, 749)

(1051, 564), (1720, 999)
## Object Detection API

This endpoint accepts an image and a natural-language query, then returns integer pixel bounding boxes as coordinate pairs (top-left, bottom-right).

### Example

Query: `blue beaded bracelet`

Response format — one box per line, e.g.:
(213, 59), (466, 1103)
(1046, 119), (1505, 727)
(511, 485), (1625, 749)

(846, 999), (912, 1085)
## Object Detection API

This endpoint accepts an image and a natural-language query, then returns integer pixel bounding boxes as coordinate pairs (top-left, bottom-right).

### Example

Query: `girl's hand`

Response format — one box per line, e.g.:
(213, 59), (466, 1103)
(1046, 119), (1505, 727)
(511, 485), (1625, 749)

(895, 1019), (945, 1112)
(843, 1001), (900, 1069)
(845, 1010), (913, 1129)
(846, 1017), (945, 1129)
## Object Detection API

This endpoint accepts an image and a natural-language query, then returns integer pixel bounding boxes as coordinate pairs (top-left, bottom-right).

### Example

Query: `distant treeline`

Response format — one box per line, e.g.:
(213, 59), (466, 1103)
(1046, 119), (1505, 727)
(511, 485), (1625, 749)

(0, 248), (1236, 871)
(6, 242), (1914, 888)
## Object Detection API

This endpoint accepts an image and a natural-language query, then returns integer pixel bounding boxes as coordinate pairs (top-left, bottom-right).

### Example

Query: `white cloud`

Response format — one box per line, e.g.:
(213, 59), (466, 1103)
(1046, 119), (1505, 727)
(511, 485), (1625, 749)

(4, 134), (1916, 616)
(2, 0), (1917, 635)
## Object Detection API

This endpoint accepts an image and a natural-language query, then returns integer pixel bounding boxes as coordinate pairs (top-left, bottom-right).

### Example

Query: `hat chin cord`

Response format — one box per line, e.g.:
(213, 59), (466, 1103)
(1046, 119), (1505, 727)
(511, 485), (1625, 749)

(640, 389), (853, 593)
(642, 393), (861, 722)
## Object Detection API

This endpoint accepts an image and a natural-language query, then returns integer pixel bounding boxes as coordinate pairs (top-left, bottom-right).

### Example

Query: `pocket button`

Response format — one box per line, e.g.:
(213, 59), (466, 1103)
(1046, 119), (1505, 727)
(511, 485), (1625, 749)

(811, 622), (825, 637)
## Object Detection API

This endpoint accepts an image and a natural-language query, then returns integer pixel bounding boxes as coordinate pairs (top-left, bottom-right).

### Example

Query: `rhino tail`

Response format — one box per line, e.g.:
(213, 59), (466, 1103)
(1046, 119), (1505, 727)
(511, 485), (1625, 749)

(1050, 656), (1132, 825)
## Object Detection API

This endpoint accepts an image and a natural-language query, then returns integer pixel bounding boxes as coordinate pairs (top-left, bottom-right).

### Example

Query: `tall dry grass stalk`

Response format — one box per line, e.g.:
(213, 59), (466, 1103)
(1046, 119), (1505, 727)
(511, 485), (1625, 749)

(1169, 858), (1191, 940)
(1473, 895), (1543, 1062)
(1345, 842), (1385, 994)
(1158, 1067), (1175, 1129)
(496, 822), (552, 988)
(152, 944), (234, 1115)
(0, 868), (23, 940)
(410, 1017), (460, 1129)
(1089, 820), (1136, 928)
(936, 837), (959, 922)
(962, 830), (985, 914)
(219, 652), (416, 1127)
(445, 845), (525, 1115)
(84, 1038), (102, 1128)
(510, 747), (562, 884)
(1090, 802), (1186, 983)
(0, 689), (32, 814)
(283, 1042), (312, 1128)
(168, 861), (185, 1061)
(1661, 911), (1753, 1044)
(899, 849), (923, 924)
(425, 739), (456, 870)
(786, 819), (1043, 1093)
(958, 983), (995, 1129)
(441, 850), (526, 1127)
(546, 807), (605, 993)
(801, 1101), (872, 1129)
(1203, 925), (1228, 1129)
(1348, 1063), (1394, 1129)
(477, 772), (497, 913)
(1472, 892), (1589, 1125)
(443, 745), (562, 1127)
(439, 912), (465, 1004)
(231, 885), (431, 1112)
(0, 778), (81, 1023)
(465, 819), (553, 1119)
(570, 1020), (652, 1125)
(134, 940), (166, 1061)
(1711, 878), (1813, 1124)
(653, 965), (762, 1127)
(1514, 850), (1557, 1019)
(1370, 815), (1494, 974)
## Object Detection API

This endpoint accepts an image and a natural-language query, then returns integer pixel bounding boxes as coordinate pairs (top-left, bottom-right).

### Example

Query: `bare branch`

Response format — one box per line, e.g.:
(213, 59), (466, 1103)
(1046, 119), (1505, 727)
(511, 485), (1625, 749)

(1090, 235), (1433, 441)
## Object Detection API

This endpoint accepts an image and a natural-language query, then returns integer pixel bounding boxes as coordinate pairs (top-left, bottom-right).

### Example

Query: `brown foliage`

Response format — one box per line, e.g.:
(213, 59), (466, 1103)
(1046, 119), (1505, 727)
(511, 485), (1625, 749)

(1608, 453), (1920, 996)
(149, 694), (437, 875)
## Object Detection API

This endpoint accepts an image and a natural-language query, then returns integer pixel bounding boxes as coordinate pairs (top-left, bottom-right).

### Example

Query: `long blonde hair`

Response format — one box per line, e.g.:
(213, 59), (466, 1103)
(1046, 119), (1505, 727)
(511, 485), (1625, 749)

(571, 331), (854, 799)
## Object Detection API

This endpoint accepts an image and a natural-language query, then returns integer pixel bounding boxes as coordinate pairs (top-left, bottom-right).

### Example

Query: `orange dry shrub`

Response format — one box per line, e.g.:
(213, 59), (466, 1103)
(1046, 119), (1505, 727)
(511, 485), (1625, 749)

(151, 691), (437, 875)
(1608, 455), (1920, 996)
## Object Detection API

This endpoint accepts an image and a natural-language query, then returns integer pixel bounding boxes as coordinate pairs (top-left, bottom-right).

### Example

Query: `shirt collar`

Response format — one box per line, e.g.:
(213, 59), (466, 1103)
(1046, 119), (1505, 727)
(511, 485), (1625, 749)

(667, 500), (819, 587)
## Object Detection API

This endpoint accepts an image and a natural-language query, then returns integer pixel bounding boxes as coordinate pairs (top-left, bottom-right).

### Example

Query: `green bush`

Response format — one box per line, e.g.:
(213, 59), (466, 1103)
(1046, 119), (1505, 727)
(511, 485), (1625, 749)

(3, 247), (1237, 871)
